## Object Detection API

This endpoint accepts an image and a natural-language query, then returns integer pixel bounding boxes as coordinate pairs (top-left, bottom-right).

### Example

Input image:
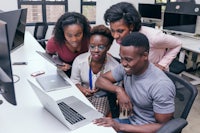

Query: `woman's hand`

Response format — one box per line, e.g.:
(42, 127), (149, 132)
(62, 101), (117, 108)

(57, 63), (71, 71)
(84, 87), (99, 97)
(76, 85), (97, 97)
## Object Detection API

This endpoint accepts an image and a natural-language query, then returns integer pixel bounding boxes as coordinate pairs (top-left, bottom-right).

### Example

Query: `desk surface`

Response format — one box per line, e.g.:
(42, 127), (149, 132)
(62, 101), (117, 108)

(0, 32), (116, 133)
(174, 35), (200, 53)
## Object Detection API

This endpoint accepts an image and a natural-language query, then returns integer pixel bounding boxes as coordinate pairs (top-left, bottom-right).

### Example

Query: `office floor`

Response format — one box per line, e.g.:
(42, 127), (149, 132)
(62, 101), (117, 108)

(181, 80), (200, 133)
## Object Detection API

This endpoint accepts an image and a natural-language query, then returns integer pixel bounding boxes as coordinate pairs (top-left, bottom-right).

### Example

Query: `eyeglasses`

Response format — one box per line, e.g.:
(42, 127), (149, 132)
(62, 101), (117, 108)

(89, 45), (107, 51)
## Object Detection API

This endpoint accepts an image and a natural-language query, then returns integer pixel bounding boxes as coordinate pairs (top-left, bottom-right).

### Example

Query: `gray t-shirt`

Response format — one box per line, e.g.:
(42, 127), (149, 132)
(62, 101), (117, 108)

(112, 63), (175, 125)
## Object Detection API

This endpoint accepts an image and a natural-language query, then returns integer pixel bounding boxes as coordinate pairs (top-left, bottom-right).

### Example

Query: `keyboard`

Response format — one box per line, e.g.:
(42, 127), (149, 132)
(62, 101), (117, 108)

(58, 102), (86, 125)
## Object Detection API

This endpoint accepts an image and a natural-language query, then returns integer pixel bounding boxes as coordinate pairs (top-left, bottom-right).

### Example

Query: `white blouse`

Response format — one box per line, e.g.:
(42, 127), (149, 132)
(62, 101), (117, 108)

(70, 52), (119, 89)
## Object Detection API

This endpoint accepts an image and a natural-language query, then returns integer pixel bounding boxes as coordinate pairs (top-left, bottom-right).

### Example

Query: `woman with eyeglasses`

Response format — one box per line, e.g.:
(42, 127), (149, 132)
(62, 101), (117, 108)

(70, 25), (119, 116)
(46, 12), (90, 77)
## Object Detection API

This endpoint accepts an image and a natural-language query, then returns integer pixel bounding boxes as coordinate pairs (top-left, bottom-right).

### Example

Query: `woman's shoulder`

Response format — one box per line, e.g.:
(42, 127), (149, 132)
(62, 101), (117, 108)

(75, 52), (89, 61)
(46, 37), (58, 46)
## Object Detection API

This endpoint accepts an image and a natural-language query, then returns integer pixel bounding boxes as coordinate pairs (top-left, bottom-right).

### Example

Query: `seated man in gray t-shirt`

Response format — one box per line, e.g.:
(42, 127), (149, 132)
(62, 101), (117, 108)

(94, 32), (175, 133)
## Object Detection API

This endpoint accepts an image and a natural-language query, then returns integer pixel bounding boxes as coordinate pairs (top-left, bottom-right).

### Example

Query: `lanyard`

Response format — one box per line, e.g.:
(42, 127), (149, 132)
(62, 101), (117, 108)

(89, 67), (93, 90)
(88, 55), (107, 90)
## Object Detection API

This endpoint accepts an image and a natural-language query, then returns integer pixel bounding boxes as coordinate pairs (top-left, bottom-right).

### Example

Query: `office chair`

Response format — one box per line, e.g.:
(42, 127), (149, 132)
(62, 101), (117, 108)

(33, 22), (48, 49)
(156, 71), (198, 133)
(169, 57), (187, 74)
(170, 51), (200, 85)
(157, 118), (188, 133)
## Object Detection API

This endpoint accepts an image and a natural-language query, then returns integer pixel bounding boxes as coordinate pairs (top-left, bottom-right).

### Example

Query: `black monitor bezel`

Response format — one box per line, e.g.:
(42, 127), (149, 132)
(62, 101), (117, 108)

(0, 8), (27, 52)
(138, 3), (162, 20)
(0, 20), (17, 105)
(163, 12), (197, 34)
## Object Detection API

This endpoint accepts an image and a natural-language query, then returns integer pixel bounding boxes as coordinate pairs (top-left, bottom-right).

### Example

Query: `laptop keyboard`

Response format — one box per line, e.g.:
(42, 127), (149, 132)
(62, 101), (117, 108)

(58, 102), (86, 125)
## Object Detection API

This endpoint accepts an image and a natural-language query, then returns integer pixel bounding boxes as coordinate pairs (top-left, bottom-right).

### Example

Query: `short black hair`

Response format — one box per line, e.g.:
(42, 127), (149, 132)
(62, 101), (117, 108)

(104, 2), (141, 31)
(121, 32), (149, 52)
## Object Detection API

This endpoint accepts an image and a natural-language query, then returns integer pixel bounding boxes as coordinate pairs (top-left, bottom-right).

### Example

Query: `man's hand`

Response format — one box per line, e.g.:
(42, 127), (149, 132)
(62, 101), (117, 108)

(93, 117), (121, 131)
(57, 63), (71, 71)
(116, 87), (133, 116)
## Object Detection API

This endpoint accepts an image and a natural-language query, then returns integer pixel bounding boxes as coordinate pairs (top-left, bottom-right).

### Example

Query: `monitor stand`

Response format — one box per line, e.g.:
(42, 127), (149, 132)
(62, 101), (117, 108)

(0, 100), (3, 104)
(0, 88), (5, 105)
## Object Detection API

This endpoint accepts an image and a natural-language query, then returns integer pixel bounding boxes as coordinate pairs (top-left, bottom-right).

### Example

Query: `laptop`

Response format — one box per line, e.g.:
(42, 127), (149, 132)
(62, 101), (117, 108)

(27, 80), (103, 130)
(35, 73), (72, 92)
(36, 51), (64, 66)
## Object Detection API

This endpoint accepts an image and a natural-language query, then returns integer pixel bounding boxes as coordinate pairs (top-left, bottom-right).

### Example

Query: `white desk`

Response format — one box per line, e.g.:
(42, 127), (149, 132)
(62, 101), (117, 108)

(0, 32), (116, 133)
(175, 35), (200, 53)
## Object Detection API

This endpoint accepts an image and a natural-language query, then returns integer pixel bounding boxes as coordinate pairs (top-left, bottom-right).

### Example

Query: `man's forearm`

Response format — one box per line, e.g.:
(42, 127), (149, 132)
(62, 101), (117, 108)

(95, 76), (118, 93)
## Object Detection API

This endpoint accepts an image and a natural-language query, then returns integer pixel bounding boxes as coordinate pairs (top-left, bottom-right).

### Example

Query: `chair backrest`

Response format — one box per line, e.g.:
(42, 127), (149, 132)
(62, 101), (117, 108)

(164, 71), (198, 119)
(33, 22), (48, 40)
(169, 59), (186, 74)
(156, 118), (188, 133)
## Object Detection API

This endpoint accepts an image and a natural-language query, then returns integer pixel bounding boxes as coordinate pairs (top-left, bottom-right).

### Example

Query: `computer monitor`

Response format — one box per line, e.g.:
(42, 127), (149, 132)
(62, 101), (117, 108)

(0, 8), (27, 52)
(138, 3), (162, 20)
(169, 0), (195, 2)
(163, 12), (197, 34)
(0, 20), (17, 105)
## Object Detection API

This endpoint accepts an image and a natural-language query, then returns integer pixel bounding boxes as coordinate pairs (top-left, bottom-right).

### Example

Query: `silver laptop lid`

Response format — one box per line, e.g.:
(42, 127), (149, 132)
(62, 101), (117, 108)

(35, 74), (71, 92)
(27, 80), (103, 130)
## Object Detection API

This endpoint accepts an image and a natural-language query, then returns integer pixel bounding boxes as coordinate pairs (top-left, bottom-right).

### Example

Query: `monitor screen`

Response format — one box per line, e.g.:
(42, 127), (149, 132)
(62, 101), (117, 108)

(163, 12), (197, 34)
(12, 8), (27, 51)
(138, 3), (162, 19)
(0, 8), (27, 52)
(0, 20), (17, 105)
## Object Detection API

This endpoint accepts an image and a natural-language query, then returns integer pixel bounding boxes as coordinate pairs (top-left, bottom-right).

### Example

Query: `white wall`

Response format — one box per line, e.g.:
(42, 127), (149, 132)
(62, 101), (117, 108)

(96, 0), (154, 25)
(68, 0), (81, 12)
(1, 0), (200, 38)
(0, 0), (17, 11)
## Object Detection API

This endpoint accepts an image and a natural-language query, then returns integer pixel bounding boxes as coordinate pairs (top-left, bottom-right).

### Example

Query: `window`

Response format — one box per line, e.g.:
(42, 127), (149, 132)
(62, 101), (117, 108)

(81, 0), (96, 24)
(155, 0), (168, 3)
(18, 0), (68, 25)
(155, 0), (168, 12)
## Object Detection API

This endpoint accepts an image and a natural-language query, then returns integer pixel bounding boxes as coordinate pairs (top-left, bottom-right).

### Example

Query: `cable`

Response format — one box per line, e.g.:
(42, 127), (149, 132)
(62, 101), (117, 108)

(13, 74), (20, 83)
(0, 99), (3, 105)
